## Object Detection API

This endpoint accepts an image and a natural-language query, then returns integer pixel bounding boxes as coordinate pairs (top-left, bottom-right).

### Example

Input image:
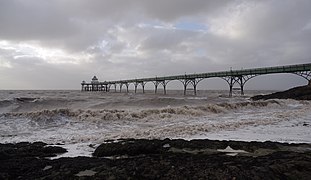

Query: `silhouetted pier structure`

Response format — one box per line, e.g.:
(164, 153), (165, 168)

(81, 76), (108, 92)
(81, 63), (311, 97)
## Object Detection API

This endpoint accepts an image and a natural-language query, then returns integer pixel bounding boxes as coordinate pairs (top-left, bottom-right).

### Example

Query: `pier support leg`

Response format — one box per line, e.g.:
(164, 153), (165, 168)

(155, 84), (158, 94)
(240, 84), (244, 95)
(229, 77), (233, 97)
(239, 76), (244, 96)
(190, 79), (198, 96)
(183, 83), (187, 95)
(229, 85), (233, 97)
(142, 84), (145, 94)
(134, 84), (138, 93)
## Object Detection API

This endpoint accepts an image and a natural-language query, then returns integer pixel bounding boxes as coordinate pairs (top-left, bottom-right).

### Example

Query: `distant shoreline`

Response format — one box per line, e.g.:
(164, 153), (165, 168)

(252, 84), (311, 100)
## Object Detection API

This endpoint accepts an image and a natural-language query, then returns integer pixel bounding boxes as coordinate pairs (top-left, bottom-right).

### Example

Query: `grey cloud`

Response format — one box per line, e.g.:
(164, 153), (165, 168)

(138, 0), (232, 21)
(0, 0), (78, 41)
(0, 65), (85, 89)
(240, 0), (311, 41)
(0, 0), (311, 90)
(140, 29), (197, 51)
(65, 0), (232, 21)
(0, 0), (231, 41)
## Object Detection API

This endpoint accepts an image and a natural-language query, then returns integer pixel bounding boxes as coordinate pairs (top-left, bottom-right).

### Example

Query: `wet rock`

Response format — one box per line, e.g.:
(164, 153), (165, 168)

(93, 139), (170, 156)
(1, 139), (311, 179)
(0, 142), (67, 159)
(251, 85), (311, 100)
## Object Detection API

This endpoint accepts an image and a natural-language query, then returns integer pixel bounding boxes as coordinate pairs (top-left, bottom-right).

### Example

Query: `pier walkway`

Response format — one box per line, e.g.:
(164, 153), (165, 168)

(81, 63), (311, 96)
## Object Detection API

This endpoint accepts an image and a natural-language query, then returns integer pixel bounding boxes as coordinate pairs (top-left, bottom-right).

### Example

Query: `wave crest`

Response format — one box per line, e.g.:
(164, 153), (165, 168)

(1, 100), (281, 122)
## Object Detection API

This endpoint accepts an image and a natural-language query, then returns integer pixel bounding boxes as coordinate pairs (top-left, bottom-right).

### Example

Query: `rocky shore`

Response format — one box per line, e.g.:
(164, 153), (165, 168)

(1, 139), (311, 179)
(251, 84), (311, 100)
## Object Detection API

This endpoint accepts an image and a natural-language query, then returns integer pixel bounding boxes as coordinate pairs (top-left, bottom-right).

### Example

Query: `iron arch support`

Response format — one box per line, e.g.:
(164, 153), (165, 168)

(179, 79), (189, 95)
(141, 82), (146, 94)
(107, 84), (111, 92)
(134, 81), (146, 93)
(154, 80), (167, 94)
(119, 83), (123, 93)
(119, 83), (129, 93)
(128, 82), (136, 93)
(292, 71), (311, 85)
(221, 74), (258, 97)
(179, 78), (201, 95)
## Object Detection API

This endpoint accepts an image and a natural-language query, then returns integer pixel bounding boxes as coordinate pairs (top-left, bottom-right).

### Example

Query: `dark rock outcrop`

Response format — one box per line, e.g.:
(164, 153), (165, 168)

(252, 84), (311, 100)
(1, 139), (311, 179)
(0, 141), (67, 160)
(94, 138), (297, 157)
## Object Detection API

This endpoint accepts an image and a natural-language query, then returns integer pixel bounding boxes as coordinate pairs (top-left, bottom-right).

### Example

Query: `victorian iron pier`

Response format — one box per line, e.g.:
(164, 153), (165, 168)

(81, 63), (311, 97)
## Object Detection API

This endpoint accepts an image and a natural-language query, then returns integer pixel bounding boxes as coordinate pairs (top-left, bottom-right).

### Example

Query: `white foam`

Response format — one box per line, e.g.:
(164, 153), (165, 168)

(1, 90), (310, 157)
(50, 143), (96, 159)
(217, 146), (248, 155)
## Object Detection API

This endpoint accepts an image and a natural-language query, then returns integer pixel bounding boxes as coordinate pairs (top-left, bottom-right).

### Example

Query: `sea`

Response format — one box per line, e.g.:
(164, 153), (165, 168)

(0, 90), (310, 158)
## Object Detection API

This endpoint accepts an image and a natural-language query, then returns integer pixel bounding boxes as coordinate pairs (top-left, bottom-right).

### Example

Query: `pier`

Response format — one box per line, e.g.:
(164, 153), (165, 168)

(81, 63), (311, 97)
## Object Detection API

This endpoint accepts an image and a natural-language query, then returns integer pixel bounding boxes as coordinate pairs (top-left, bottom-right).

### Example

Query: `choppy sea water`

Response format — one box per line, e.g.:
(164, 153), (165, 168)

(0, 90), (310, 157)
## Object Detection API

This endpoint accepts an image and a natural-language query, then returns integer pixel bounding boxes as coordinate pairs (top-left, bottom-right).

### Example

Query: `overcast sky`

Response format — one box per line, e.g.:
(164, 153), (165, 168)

(0, 0), (311, 90)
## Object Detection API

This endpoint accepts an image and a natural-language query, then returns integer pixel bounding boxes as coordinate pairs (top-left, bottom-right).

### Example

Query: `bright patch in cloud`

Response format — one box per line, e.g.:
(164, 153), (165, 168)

(0, 59), (12, 68)
(174, 21), (208, 32)
(208, 2), (255, 39)
(138, 22), (174, 30)
(0, 40), (92, 65)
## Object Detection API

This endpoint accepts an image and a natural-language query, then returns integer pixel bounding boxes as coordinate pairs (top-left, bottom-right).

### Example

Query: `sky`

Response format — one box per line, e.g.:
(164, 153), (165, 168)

(0, 0), (311, 90)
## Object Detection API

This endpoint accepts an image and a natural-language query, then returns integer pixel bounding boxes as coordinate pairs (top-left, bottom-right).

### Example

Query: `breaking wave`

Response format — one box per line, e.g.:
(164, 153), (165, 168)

(0, 97), (40, 104)
(1, 100), (281, 122)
